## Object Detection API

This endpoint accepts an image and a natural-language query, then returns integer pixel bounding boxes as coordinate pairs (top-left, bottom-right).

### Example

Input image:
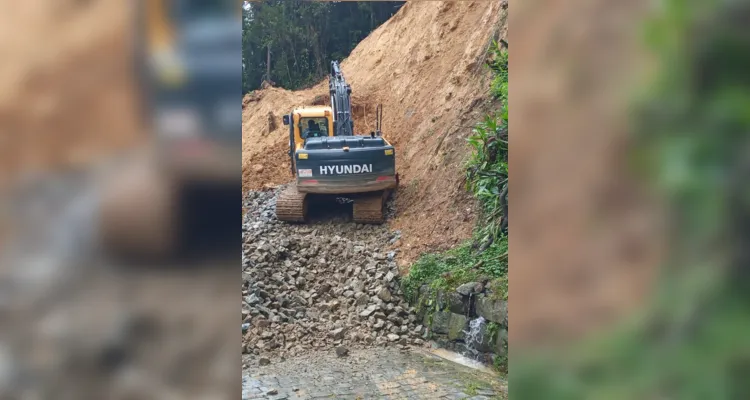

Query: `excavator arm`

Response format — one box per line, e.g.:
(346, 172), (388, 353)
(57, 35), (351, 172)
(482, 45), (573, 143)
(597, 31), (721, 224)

(329, 61), (354, 137)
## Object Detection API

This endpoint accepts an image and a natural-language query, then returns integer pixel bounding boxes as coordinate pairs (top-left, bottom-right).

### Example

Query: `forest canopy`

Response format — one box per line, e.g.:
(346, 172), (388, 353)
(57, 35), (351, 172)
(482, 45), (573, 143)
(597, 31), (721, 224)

(242, 0), (404, 93)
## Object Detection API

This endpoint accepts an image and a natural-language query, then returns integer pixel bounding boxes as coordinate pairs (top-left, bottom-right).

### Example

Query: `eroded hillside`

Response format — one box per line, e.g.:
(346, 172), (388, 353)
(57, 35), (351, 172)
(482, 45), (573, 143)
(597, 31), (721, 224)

(243, 1), (507, 264)
(0, 0), (141, 188)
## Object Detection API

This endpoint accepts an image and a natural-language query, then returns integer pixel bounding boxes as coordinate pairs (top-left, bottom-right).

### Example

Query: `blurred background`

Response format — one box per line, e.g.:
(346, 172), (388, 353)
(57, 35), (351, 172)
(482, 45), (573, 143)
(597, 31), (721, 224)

(0, 0), (240, 398)
(2, 0), (749, 397)
(510, 0), (750, 398)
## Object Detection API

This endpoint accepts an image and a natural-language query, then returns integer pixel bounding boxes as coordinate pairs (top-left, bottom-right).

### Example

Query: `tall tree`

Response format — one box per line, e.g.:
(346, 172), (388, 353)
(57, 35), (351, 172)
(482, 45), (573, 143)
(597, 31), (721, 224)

(242, 0), (404, 94)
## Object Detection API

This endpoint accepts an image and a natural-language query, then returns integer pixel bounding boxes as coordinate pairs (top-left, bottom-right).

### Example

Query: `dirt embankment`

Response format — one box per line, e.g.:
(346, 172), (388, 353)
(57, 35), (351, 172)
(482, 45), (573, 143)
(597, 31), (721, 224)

(0, 0), (142, 189)
(510, 0), (663, 346)
(242, 1), (507, 265)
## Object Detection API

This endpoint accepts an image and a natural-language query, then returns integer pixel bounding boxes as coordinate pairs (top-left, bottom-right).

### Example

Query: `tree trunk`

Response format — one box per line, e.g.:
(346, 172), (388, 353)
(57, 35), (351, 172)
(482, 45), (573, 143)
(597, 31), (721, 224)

(266, 46), (271, 82)
(309, 28), (323, 76)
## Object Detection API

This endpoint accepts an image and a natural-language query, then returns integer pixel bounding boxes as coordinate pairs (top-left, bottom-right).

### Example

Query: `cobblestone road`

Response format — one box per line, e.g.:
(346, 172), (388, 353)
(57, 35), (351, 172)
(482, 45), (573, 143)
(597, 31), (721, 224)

(243, 348), (505, 400)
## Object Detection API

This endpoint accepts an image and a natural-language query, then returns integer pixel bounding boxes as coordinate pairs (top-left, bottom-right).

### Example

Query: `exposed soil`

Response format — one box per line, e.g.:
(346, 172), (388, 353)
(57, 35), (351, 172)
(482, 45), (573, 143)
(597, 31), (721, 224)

(509, 0), (664, 346)
(242, 1), (507, 265)
(0, 0), (142, 189)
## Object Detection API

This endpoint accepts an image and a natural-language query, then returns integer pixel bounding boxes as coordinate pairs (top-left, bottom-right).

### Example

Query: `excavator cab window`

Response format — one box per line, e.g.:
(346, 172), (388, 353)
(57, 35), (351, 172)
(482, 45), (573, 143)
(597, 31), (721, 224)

(300, 117), (329, 139)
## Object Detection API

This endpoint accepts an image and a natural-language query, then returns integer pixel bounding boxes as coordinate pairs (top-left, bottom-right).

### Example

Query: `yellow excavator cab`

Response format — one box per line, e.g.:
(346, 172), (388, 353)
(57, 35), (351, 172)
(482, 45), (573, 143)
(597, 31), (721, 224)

(286, 107), (335, 150)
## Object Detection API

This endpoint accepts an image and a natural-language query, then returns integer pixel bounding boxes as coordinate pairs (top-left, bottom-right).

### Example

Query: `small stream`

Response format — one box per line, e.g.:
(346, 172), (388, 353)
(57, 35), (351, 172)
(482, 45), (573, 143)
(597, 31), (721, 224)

(424, 316), (498, 377)
(463, 316), (487, 357)
(427, 348), (499, 376)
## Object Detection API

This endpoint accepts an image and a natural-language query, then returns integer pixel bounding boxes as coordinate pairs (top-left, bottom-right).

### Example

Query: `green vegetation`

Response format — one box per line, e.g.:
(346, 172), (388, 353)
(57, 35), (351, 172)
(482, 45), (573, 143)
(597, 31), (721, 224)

(464, 381), (481, 396)
(487, 321), (501, 343)
(402, 37), (509, 374)
(511, 0), (750, 398)
(490, 45), (509, 103)
(467, 41), (508, 243)
(401, 239), (507, 301)
(403, 39), (508, 298)
(494, 352), (506, 375)
(242, 1), (404, 93)
(487, 321), (508, 375)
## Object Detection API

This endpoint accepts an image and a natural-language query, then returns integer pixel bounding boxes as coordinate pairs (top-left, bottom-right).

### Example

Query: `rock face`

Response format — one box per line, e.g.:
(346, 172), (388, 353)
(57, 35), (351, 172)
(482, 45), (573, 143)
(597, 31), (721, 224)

(456, 282), (481, 296)
(475, 295), (506, 324)
(495, 328), (507, 355)
(429, 311), (452, 335)
(242, 189), (423, 363)
(412, 284), (508, 363)
(438, 291), (470, 315)
(447, 314), (468, 341)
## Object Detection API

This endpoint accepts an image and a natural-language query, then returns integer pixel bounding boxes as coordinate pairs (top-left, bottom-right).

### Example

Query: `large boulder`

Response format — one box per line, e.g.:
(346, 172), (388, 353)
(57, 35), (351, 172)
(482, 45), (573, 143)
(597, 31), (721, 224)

(430, 311), (452, 335)
(456, 282), (482, 296)
(476, 295), (507, 325)
(437, 291), (471, 315)
(447, 313), (469, 341)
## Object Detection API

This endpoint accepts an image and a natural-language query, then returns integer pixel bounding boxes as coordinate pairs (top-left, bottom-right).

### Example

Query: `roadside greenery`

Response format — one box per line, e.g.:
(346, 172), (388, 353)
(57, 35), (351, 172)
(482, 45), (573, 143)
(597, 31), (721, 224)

(403, 39), (508, 299)
(402, 38), (509, 374)
(468, 41), (508, 243)
(401, 239), (508, 301)
(512, 0), (750, 397)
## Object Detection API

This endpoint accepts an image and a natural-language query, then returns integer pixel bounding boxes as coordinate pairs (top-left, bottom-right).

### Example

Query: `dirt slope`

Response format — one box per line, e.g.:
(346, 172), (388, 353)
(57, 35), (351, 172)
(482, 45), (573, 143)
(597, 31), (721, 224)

(0, 1), (141, 188)
(510, 0), (662, 346)
(243, 1), (507, 264)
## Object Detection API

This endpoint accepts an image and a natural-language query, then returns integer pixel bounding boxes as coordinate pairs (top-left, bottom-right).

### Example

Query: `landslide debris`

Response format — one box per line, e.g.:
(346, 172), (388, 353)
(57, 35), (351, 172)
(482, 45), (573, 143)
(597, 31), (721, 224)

(242, 1), (507, 264)
(242, 189), (426, 363)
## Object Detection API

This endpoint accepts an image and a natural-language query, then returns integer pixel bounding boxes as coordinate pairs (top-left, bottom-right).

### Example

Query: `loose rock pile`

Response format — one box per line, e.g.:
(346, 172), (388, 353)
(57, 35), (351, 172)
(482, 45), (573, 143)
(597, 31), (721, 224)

(242, 188), (425, 362)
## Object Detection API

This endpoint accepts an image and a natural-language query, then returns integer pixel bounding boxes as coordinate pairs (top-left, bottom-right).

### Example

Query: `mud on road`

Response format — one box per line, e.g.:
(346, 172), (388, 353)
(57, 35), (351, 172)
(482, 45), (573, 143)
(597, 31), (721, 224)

(244, 348), (504, 400)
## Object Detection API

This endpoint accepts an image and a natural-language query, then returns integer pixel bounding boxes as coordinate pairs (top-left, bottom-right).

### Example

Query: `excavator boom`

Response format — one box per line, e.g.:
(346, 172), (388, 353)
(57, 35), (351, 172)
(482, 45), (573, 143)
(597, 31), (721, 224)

(329, 61), (354, 137)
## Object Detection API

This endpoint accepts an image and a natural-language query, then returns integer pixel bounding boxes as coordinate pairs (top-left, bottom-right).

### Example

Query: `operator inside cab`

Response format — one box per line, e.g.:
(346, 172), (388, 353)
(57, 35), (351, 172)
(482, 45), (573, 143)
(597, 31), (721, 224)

(302, 118), (327, 139)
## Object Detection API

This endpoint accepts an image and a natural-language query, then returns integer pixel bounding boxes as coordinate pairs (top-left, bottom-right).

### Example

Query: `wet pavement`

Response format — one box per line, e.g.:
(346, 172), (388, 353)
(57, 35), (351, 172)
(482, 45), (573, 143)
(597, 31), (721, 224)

(243, 348), (505, 400)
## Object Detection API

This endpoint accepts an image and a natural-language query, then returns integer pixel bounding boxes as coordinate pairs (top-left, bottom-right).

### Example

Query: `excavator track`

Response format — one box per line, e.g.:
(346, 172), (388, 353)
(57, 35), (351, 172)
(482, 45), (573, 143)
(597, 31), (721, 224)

(352, 190), (389, 224)
(275, 186), (308, 222)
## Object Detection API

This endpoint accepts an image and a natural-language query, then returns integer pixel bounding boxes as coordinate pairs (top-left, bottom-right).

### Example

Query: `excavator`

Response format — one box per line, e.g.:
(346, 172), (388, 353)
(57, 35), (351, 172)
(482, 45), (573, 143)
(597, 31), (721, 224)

(98, 0), (240, 262)
(276, 61), (399, 224)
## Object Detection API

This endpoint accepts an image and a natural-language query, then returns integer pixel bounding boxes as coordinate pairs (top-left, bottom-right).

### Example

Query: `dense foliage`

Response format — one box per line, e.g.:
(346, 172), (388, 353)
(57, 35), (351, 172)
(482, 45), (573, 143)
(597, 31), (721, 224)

(402, 39), (509, 374)
(403, 40), (508, 298)
(467, 41), (508, 243)
(512, 0), (750, 397)
(242, 1), (404, 93)
(401, 240), (508, 302)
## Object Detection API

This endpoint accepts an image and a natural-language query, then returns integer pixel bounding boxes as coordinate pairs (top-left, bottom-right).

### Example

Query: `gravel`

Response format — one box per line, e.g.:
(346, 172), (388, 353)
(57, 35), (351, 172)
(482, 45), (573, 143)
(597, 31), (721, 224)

(242, 187), (424, 363)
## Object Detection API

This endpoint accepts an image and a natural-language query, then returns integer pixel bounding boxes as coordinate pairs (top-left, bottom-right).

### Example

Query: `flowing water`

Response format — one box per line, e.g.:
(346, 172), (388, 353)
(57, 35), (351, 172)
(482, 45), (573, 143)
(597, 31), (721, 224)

(428, 348), (498, 376)
(461, 316), (487, 361)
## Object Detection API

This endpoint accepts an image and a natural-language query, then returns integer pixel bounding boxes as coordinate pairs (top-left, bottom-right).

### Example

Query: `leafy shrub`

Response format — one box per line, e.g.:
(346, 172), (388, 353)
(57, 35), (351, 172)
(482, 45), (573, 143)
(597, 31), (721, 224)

(401, 237), (508, 301)
(466, 40), (508, 243)
(404, 39), (509, 303)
